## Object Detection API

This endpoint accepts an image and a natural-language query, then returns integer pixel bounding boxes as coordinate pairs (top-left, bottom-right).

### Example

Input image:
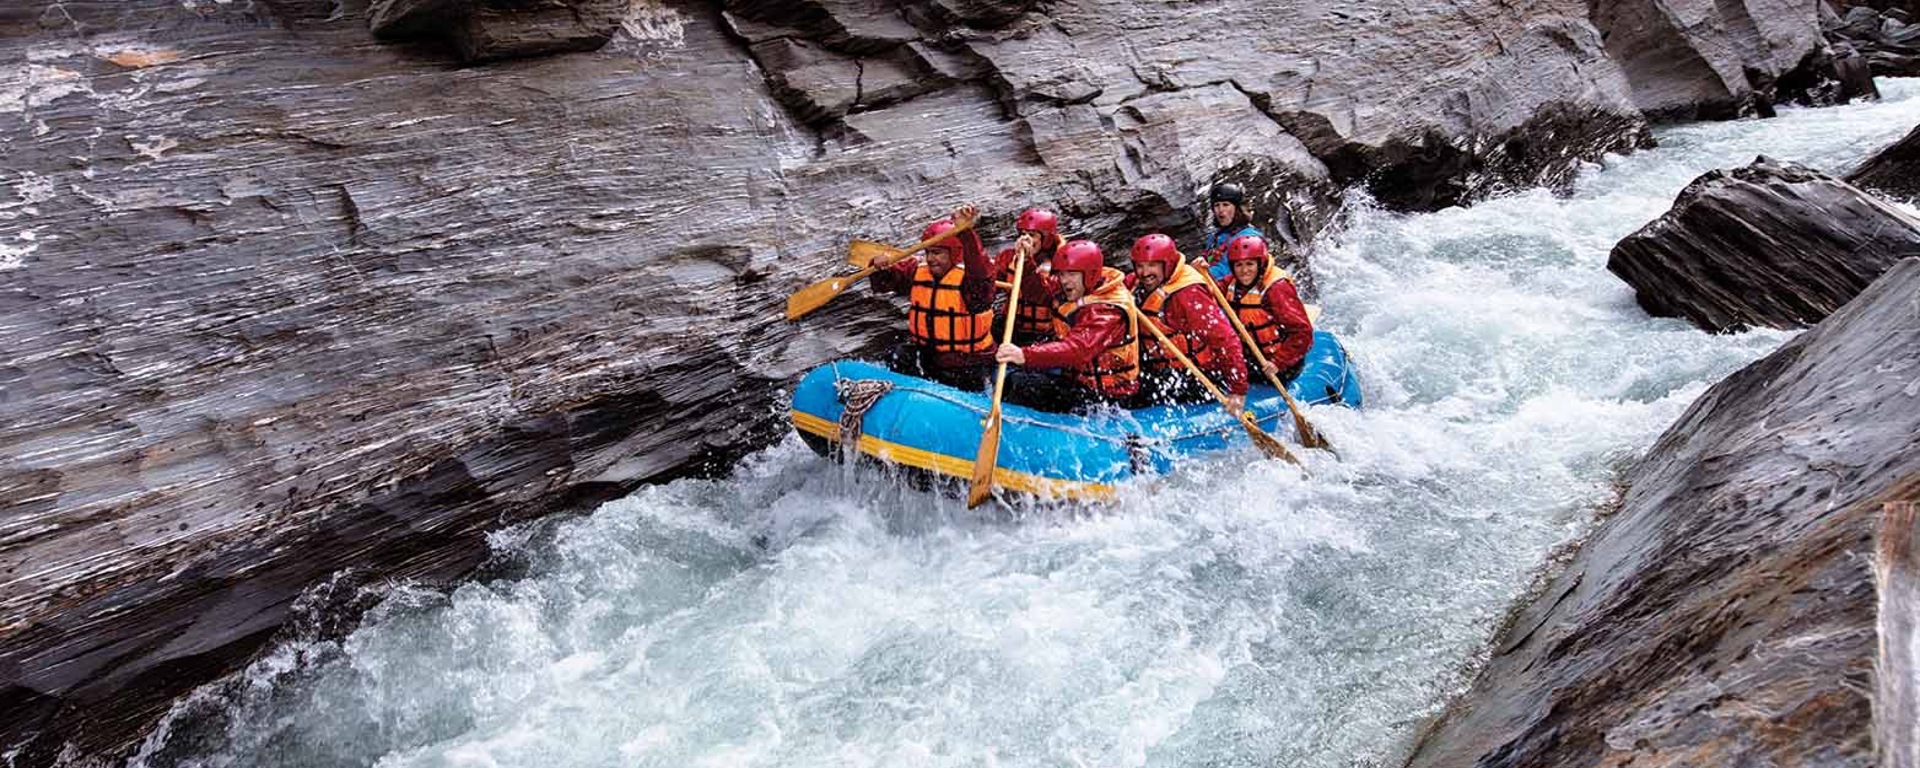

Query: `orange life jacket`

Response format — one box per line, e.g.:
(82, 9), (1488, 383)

(909, 263), (995, 354)
(1224, 263), (1303, 364)
(1050, 268), (1140, 398)
(1137, 262), (1224, 373)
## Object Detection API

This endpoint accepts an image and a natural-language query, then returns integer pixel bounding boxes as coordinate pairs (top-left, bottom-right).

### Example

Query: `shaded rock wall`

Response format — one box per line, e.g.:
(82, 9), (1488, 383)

(1594, 0), (1834, 119)
(0, 0), (1845, 763)
(1608, 156), (1920, 332)
(1405, 258), (1920, 768)
(366, 0), (632, 62)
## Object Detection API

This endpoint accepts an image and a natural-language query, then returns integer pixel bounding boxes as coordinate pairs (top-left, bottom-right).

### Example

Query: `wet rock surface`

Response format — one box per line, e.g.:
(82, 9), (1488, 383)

(1847, 123), (1920, 199)
(1608, 156), (1920, 332)
(1876, 501), (1918, 768)
(1405, 259), (1920, 768)
(1825, 1), (1920, 77)
(0, 0), (1845, 763)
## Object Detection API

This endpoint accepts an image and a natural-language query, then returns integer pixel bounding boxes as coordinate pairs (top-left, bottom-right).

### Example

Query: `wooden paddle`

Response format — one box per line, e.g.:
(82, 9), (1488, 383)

(1202, 275), (1333, 453)
(787, 220), (976, 321)
(847, 238), (900, 268)
(1125, 303), (1302, 466)
(968, 245), (1028, 508)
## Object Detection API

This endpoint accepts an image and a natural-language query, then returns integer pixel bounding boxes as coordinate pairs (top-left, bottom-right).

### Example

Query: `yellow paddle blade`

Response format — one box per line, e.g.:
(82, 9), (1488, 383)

(967, 409), (1004, 507)
(785, 269), (867, 321)
(1306, 303), (1323, 324)
(1274, 382), (1334, 453)
(848, 240), (907, 269)
(1240, 412), (1303, 467)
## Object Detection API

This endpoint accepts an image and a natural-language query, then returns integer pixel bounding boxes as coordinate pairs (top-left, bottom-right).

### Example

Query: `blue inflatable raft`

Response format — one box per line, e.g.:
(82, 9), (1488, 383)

(790, 329), (1363, 502)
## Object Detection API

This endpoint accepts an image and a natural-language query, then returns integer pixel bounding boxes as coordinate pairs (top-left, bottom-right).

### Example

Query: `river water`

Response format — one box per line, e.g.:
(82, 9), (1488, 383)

(132, 83), (1920, 768)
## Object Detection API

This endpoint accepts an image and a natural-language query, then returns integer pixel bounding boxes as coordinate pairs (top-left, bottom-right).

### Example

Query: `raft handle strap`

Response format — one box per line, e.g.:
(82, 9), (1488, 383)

(1126, 434), (1154, 475)
(834, 379), (894, 459)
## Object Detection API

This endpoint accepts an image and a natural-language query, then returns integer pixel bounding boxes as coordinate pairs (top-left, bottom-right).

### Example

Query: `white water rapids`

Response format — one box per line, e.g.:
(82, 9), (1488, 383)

(133, 83), (1920, 768)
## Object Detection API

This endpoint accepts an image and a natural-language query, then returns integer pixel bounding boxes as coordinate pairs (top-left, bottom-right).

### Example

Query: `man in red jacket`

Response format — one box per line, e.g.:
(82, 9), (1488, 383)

(992, 240), (1140, 413)
(1127, 233), (1248, 408)
(869, 204), (996, 390)
(1219, 235), (1314, 380)
(991, 207), (1065, 345)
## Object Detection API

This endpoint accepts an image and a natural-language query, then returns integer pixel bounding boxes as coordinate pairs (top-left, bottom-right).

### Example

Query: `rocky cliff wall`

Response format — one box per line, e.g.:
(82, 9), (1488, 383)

(1404, 259), (1920, 768)
(0, 0), (1844, 763)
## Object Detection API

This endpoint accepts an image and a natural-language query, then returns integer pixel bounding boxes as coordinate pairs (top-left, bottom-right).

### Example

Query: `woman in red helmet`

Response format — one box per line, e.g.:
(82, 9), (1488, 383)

(869, 204), (997, 390)
(1219, 234), (1314, 379)
(992, 240), (1140, 412)
(992, 207), (1066, 345)
(1127, 233), (1249, 408)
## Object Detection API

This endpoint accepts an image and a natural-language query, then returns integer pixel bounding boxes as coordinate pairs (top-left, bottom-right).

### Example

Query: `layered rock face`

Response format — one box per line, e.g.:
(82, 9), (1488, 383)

(0, 0), (1845, 763)
(1848, 123), (1920, 199)
(1608, 156), (1920, 332)
(1405, 259), (1920, 768)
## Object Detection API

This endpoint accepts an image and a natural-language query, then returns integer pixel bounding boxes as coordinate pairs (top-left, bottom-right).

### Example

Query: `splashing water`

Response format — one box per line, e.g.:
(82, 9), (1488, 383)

(132, 83), (1920, 768)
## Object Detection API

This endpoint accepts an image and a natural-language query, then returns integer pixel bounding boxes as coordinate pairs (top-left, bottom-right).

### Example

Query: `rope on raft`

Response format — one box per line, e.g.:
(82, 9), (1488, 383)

(833, 378), (894, 459)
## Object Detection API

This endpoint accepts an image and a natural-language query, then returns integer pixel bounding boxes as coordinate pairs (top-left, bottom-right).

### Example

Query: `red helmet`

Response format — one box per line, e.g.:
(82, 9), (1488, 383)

(1227, 234), (1270, 268)
(1130, 234), (1179, 270)
(1016, 208), (1059, 235)
(1056, 239), (1104, 286)
(921, 219), (960, 254)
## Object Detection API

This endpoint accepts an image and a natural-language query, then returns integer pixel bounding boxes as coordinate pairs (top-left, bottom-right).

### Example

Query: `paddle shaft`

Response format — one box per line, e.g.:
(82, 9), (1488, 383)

(968, 244), (1028, 507)
(1202, 278), (1288, 391)
(986, 249), (1026, 415)
(839, 227), (970, 285)
(1126, 303), (1300, 465)
(1130, 303), (1236, 406)
(886, 218), (976, 268)
(787, 220), (976, 321)
(1202, 272), (1331, 451)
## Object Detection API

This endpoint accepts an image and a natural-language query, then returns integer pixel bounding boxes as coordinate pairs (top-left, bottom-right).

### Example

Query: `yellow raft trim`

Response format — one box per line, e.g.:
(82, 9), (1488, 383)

(791, 410), (1117, 502)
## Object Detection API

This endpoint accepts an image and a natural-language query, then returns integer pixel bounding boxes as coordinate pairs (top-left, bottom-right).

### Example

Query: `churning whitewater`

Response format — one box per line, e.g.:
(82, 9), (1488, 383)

(133, 84), (1920, 768)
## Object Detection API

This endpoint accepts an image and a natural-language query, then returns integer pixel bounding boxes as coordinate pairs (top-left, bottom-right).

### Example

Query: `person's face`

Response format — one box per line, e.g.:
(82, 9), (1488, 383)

(1019, 229), (1053, 256)
(1212, 201), (1237, 227)
(1135, 260), (1167, 293)
(926, 244), (959, 276)
(1231, 258), (1262, 286)
(1059, 271), (1088, 301)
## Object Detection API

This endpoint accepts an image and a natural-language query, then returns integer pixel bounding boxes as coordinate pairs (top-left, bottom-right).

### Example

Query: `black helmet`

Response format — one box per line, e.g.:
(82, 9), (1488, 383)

(1209, 182), (1246, 205)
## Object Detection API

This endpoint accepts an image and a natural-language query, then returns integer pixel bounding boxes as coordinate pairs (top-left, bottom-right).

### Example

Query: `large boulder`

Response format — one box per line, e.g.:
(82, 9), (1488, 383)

(1593, 0), (1842, 119)
(1607, 156), (1920, 332)
(1404, 258), (1920, 768)
(1846, 123), (1920, 199)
